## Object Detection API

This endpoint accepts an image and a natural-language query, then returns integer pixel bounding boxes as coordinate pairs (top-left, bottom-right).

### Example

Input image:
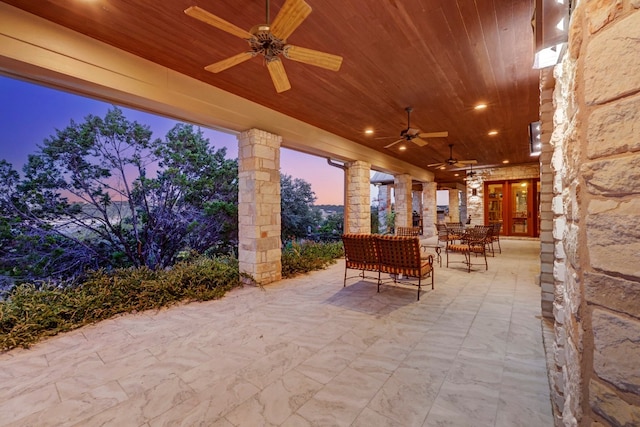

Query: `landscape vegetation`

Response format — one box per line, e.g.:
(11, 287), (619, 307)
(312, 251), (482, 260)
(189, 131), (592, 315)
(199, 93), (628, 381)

(0, 107), (344, 350)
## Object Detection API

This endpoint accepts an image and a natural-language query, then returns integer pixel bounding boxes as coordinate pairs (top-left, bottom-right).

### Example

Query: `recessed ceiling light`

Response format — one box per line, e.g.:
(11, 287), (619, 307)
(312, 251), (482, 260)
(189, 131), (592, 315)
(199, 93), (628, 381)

(474, 103), (488, 110)
(488, 130), (498, 136)
(439, 166), (446, 170)
(364, 128), (374, 135)
(399, 145), (407, 151)
(502, 160), (509, 164)
(454, 173), (459, 176)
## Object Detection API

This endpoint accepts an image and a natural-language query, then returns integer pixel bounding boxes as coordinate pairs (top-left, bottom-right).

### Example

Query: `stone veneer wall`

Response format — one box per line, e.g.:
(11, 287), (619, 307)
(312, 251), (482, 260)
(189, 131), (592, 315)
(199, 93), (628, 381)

(550, 2), (640, 425)
(346, 160), (371, 233)
(237, 129), (281, 285)
(393, 174), (413, 229)
(422, 182), (437, 237)
(540, 69), (556, 320)
(465, 164), (541, 226)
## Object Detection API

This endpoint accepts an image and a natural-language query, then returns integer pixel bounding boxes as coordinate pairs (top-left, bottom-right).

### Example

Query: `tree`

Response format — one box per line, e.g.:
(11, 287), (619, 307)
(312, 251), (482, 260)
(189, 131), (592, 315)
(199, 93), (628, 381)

(280, 173), (318, 239)
(319, 212), (344, 235)
(134, 123), (238, 267)
(0, 107), (238, 283)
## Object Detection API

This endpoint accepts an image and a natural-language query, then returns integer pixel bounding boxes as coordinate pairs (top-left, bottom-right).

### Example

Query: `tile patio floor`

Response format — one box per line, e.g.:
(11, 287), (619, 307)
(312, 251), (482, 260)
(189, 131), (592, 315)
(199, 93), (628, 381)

(0, 238), (553, 426)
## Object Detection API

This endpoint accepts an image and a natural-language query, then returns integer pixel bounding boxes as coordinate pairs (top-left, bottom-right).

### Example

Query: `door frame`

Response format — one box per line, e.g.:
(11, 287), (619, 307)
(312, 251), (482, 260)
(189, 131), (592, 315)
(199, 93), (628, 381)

(483, 179), (540, 237)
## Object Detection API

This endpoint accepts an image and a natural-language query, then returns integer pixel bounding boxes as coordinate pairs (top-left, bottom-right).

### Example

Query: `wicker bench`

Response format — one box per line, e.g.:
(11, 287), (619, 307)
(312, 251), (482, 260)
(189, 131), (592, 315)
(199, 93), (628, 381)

(341, 234), (434, 300)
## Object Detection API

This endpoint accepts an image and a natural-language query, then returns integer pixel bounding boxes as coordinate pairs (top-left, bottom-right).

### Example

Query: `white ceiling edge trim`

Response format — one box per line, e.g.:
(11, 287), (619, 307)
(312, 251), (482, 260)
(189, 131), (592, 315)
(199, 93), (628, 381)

(0, 3), (434, 183)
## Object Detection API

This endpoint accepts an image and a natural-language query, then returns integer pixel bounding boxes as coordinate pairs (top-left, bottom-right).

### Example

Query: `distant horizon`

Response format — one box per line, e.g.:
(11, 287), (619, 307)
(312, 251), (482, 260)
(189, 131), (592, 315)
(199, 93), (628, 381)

(0, 76), (345, 205)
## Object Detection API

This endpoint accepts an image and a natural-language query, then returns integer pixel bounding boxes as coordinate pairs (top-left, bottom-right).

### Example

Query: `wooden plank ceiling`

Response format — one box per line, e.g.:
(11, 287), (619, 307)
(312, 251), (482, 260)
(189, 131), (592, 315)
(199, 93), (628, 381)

(1, 0), (540, 185)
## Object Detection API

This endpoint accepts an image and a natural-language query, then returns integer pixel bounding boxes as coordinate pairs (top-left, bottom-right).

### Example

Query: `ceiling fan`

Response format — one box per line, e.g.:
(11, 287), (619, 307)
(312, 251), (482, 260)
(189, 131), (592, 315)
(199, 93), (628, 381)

(428, 144), (478, 169)
(381, 107), (448, 149)
(464, 163), (478, 181)
(184, 0), (343, 93)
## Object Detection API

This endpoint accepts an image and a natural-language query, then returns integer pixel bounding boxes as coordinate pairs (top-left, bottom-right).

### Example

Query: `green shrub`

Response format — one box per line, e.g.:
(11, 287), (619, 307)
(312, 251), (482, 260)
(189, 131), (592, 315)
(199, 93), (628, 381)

(281, 240), (344, 278)
(0, 256), (245, 351)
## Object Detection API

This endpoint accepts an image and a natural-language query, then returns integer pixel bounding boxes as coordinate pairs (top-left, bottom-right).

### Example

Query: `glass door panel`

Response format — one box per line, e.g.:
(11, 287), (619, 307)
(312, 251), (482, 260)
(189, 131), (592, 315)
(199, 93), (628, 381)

(486, 183), (504, 225)
(511, 181), (530, 235)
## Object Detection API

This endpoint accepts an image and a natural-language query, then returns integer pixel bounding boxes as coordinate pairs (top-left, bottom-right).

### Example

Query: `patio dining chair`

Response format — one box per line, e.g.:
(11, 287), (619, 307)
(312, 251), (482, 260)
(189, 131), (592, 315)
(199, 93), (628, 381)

(490, 222), (502, 253)
(446, 222), (465, 243)
(474, 224), (495, 256)
(435, 223), (455, 247)
(446, 226), (489, 272)
(396, 226), (421, 237)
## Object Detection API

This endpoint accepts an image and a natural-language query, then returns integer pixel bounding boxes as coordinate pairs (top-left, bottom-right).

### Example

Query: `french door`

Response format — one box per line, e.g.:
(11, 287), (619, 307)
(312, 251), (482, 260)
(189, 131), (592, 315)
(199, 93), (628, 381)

(484, 179), (540, 237)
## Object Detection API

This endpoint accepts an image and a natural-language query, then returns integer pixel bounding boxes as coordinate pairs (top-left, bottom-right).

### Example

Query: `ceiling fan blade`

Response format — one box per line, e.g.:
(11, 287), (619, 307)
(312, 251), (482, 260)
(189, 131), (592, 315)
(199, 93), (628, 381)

(270, 0), (312, 40)
(284, 45), (343, 71)
(184, 6), (252, 39)
(454, 160), (478, 168)
(427, 162), (445, 168)
(384, 139), (404, 149)
(204, 52), (254, 73)
(266, 59), (291, 93)
(419, 131), (448, 138)
(412, 137), (429, 147)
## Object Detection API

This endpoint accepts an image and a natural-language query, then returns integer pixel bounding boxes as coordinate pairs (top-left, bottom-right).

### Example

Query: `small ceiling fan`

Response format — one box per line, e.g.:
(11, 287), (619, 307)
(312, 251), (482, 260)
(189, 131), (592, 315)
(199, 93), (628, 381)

(380, 107), (448, 149)
(184, 0), (343, 93)
(464, 163), (478, 181)
(428, 144), (478, 169)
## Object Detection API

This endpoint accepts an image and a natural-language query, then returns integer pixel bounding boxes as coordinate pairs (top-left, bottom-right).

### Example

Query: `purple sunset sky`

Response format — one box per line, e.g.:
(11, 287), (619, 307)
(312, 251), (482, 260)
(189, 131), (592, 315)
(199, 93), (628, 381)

(0, 76), (346, 205)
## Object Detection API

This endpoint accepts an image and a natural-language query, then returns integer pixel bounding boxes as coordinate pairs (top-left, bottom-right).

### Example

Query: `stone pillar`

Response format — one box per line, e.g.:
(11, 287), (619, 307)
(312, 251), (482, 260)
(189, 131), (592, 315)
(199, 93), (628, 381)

(411, 190), (421, 214)
(346, 160), (371, 233)
(548, 6), (640, 426)
(237, 129), (281, 285)
(393, 174), (413, 230)
(539, 68), (556, 320)
(460, 189), (468, 224)
(421, 182), (437, 237)
(377, 184), (391, 234)
(448, 189), (460, 223)
(412, 189), (421, 229)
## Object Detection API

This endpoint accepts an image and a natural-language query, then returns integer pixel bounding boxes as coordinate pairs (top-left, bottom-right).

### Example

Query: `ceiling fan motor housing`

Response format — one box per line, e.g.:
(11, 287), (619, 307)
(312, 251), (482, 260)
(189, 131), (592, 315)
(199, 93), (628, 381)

(249, 25), (285, 61)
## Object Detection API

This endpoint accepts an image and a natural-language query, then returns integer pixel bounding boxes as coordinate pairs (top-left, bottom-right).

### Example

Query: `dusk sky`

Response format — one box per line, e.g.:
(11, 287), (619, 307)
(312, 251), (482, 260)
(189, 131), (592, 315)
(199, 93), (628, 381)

(0, 76), (346, 205)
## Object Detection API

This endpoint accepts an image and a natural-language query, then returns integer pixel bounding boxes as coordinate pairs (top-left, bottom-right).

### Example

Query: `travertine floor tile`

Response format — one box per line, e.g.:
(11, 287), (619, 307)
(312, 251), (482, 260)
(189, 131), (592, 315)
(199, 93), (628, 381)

(0, 239), (552, 426)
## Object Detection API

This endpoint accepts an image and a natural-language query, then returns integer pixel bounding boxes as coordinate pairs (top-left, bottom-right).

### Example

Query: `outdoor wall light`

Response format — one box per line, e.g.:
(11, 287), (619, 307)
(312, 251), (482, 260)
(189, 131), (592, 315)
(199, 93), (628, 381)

(531, 0), (571, 69)
(529, 121), (542, 156)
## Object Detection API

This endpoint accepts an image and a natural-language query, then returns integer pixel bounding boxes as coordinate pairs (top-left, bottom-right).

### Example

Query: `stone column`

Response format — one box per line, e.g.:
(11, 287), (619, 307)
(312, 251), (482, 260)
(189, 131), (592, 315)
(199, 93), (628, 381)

(539, 69), (555, 319)
(237, 129), (281, 285)
(548, 6), (640, 426)
(377, 184), (391, 234)
(422, 182), (437, 237)
(394, 174), (413, 230)
(412, 190), (422, 229)
(460, 188), (468, 224)
(346, 160), (371, 233)
(448, 189), (460, 223)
